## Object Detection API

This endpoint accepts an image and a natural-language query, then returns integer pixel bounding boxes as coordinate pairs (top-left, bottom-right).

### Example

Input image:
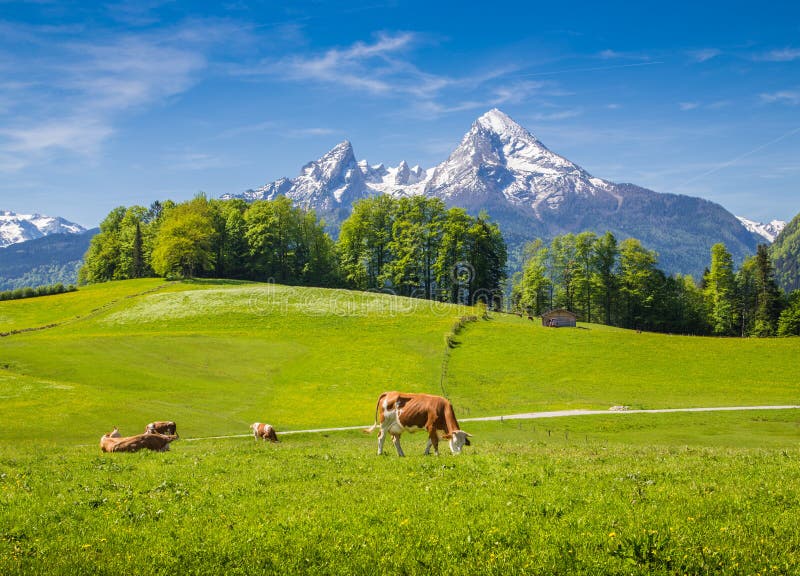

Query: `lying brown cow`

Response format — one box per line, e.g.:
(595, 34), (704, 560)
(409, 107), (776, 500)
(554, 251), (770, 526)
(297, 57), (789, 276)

(366, 391), (471, 456)
(145, 421), (177, 435)
(100, 429), (178, 453)
(251, 422), (279, 442)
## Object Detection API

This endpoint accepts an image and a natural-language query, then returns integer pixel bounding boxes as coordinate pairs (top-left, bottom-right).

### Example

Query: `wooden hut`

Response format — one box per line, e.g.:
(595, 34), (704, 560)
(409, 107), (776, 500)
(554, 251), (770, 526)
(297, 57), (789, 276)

(541, 309), (577, 328)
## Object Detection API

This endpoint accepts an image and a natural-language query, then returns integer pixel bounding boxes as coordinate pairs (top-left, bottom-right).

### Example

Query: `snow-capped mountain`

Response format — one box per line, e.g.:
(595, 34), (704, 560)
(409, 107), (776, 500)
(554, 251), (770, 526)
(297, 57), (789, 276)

(223, 141), (432, 210)
(424, 109), (621, 216)
(0, 210), (86, 248)
(224, 109), (763, 276)
(736, 216), (786, 243)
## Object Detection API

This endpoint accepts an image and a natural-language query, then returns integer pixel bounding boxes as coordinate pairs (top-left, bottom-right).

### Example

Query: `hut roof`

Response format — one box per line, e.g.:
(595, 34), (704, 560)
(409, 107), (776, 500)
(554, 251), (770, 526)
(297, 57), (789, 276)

(542, 309), (577, 319)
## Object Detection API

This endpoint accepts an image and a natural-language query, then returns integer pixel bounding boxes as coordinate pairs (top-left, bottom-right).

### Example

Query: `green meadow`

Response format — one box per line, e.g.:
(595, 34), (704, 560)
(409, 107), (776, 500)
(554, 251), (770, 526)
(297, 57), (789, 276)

(1, 279), (799, 574)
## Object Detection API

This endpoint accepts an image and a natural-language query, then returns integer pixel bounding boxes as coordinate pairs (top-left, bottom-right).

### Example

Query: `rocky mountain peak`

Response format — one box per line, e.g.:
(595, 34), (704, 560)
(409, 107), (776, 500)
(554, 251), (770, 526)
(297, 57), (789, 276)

(475, 108), (532, 139)
(0, 210), (86, 248)
(222, 108), (764, 276)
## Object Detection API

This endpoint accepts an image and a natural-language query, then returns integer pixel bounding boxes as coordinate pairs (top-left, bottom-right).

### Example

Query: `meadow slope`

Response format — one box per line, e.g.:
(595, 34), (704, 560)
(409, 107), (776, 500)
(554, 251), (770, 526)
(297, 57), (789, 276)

(1, 280), (799, 574)
(1, 279), (799, 443)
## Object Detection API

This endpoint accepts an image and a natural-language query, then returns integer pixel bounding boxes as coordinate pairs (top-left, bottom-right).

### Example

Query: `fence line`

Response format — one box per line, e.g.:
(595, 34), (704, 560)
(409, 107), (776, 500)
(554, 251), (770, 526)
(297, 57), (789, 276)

(175, 405), (800, 442)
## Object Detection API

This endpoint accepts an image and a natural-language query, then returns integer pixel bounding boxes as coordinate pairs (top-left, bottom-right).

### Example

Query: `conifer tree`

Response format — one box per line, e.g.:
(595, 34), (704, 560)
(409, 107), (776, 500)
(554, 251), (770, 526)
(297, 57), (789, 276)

(752, 243), (782, 337)
(705, 243), (736, 335)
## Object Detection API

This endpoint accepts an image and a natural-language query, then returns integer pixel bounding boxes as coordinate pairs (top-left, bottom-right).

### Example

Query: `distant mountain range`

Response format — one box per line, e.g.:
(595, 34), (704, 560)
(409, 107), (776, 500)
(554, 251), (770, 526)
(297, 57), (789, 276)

(223, 109), (766, 277)
(3, 110), (787, 288)
(0, 210), (86, 248)
(0, 228), (98, 291)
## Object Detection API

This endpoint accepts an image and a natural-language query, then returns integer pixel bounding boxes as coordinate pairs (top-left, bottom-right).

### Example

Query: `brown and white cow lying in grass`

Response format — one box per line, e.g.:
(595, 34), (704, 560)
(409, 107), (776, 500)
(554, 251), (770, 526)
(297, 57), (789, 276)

(250, 422), (279, 442)
(100, 428), (178, 453)
(145, 420), (177, 436)
(366, 391), (472, 456)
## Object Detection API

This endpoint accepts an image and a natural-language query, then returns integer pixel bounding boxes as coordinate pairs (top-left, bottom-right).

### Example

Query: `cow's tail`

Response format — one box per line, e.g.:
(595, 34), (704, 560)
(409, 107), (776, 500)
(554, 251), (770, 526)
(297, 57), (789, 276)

(363, 393), (386, 434)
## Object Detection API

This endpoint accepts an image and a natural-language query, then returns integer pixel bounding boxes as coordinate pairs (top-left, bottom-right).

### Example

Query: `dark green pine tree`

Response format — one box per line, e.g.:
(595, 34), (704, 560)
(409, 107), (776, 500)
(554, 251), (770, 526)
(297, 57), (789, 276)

(752, 244), (783, 337)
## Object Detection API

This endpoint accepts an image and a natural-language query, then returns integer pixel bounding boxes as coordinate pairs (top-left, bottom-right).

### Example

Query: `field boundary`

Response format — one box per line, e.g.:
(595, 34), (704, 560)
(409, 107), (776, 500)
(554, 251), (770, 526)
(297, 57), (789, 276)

(1, 282), (171, 337)
(179, 404), (800, 442)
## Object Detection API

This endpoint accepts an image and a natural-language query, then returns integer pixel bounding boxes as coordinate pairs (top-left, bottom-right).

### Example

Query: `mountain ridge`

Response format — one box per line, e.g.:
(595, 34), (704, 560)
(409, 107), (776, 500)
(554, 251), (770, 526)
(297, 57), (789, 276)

(0, 228), (98, 290)
(0, 210), (86, 248)
(223, 109), (764, 277)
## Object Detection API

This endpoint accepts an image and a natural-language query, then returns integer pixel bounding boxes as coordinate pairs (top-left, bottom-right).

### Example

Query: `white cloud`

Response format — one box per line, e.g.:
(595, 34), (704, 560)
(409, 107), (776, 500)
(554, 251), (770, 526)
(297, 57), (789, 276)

(760, 90), (800, 105)
(597, 49), (652, 61)
(528, 109), (582, 121)
(261, 32), (422, 95)
(679, 102), (699, 111)
(289, 127), (338, 137)
(0, 20), (227, 172)
(246, 33), (559, 119)
(65, 37), (206, 112)
(688, 48), (722, 63)
(0, 118), (113, 156)
(754, 48), (800, 62)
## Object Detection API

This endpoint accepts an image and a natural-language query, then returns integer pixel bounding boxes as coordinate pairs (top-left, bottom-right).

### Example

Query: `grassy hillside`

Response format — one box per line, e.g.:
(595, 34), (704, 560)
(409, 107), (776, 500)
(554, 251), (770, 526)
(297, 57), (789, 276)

(1, 279), (799, 444)
(0, 279), (463, 443)
(1, 279), (800, 574)
(446, 313), (800, 415)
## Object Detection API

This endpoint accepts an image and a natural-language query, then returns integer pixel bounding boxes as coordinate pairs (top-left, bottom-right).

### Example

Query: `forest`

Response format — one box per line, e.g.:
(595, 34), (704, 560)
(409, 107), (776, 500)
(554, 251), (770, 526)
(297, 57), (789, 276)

(78, 194), (507, 307)
(77, 194), (800, 337)
(512, 232), (800, 337)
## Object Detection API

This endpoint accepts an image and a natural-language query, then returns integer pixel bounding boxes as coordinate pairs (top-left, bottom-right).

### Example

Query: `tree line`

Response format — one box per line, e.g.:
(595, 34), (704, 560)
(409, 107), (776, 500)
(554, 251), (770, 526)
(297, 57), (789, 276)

(0, 282), (77, 302)
(338, 195), (506, 304)
(79, 195), (507, 306)
(512, 231), (800, 336)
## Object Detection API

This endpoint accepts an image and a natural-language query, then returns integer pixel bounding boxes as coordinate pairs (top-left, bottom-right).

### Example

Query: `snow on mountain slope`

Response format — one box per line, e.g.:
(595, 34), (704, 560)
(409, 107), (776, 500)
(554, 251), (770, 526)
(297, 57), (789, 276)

(736, 216), (786, 243)
(0, 210), (86, 248)
(223, 140), (433, 208)
(423, 108), (623, 215)
(226, 108), (625, 217)
(222, 108), (766, 276)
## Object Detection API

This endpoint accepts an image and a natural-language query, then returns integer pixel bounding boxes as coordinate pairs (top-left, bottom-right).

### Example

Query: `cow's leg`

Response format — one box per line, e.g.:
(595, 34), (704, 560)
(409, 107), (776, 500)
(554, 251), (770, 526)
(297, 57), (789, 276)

(377, 427), (387, 455)
(426, 429), (439, 456)
(392, 434), (405, 457)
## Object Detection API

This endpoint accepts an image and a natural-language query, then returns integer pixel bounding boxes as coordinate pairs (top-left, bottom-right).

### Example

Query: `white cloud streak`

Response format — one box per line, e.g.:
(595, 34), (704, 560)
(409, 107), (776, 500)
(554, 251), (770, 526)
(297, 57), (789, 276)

(760, 90), (800, 105)
(753, 48), (800, 62)
(243, 33), (558, 119)
(256, 32), (421, 95)
(688, 48), (722, 63)
(0, 20), (226, 171)
(289, 127), (338, 137)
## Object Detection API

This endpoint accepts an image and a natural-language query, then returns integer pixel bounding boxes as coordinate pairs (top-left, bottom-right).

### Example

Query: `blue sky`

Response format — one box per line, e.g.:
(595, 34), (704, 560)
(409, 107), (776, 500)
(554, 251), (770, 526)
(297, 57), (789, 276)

(0, 0), (798, 227)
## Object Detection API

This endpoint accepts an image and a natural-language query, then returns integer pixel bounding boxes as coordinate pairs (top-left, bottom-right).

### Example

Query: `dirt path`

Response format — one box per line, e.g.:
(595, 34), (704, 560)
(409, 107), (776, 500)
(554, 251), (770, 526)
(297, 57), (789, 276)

(182, 404), (800, 442)
(460, 404), (800, 422)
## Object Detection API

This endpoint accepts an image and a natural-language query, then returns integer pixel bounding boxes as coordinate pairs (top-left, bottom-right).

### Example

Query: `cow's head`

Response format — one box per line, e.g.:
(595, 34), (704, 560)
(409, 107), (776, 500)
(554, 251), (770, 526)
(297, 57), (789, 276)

(447, 430), (472, 454)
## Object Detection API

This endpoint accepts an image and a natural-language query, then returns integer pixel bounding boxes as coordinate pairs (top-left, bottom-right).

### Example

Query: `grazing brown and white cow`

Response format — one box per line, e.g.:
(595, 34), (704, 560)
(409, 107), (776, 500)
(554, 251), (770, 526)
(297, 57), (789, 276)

(366, 391), (472, 456)
(100, 430), (178, 453)
(250, 422), (279, 442)
(145, 421), (177, 436)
